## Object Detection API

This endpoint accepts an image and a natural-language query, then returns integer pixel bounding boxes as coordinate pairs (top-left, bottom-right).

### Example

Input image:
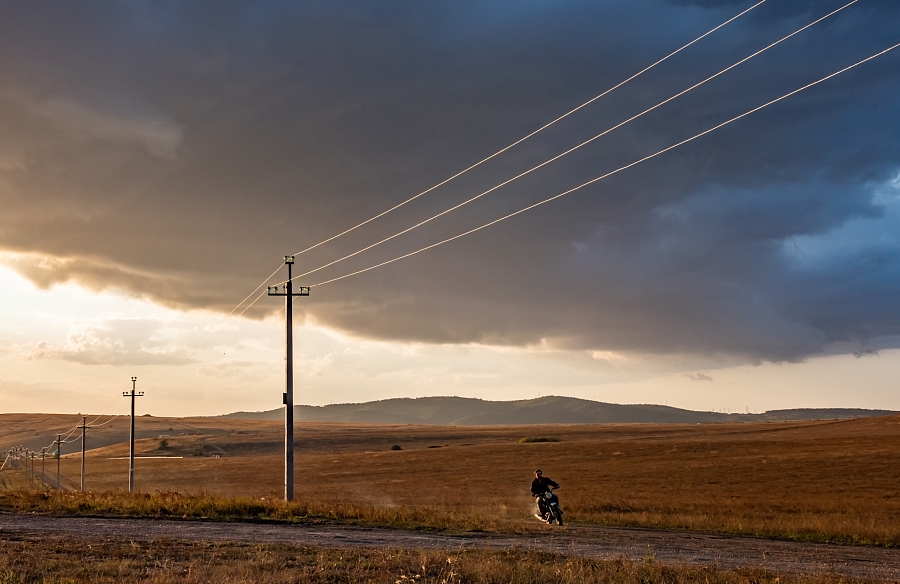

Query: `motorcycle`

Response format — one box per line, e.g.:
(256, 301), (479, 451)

(534, 488), (563, 525)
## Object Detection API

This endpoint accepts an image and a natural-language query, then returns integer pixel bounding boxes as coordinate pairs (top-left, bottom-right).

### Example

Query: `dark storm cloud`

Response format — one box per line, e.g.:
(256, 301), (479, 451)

(0, 0), (898, 362)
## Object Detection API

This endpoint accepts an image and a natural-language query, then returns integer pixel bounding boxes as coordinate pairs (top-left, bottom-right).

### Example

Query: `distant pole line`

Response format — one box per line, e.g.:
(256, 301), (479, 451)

(309, 40), (900, 289)
(282, 0), (861, 288)
(123, 378), (144, 493)
(267, 256), (310, 502)
(288, 0), (769, 260)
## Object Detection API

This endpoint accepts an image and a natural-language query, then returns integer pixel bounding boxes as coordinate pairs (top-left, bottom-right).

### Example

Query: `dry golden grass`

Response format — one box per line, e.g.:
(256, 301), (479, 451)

(3, 414), (900, 544)
(0, 533), (879, 584)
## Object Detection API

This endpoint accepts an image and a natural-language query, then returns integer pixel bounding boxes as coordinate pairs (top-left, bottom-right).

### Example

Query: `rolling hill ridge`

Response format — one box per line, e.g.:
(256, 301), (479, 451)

(223, 396), (893, 425)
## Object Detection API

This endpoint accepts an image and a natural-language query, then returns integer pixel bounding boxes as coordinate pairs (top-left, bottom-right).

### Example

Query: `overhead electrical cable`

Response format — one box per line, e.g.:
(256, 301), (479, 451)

(114, 0), (768, 391)
(308, 41), (900, 288)
(87, 414), (121, 427)
(288, 0), (768, 259)
(84, 393), (124, 425)
(142, 288), (271, 389)
(136, 263), (284, 383)
(282, 0), (859, 286)
(56, 422), (81, 443)
(149, 305), (288, 398)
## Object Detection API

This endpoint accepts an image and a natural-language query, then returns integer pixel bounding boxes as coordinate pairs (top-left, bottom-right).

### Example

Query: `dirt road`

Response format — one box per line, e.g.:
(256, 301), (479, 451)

(1, 513), (897, 580)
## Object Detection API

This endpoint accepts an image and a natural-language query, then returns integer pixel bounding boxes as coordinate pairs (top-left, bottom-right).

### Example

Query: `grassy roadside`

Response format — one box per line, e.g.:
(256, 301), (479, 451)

(1, 489), (899, 548)
(0, 490), (526, 533)
(0, 533), (880, 584)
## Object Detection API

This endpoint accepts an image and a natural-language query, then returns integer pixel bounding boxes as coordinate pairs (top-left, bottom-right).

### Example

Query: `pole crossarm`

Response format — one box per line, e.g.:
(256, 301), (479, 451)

(267, 286), (310, 297)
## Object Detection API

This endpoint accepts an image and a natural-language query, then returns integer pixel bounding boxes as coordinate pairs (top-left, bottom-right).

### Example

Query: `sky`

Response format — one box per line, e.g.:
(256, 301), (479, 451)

(1, 0), (899, 416)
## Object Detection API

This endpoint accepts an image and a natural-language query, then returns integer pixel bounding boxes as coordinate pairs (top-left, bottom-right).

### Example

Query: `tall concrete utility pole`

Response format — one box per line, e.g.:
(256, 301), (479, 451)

(123, 377), (143, 493)
(78, 416), (92, 492)
(54, 434), (62, 490)
(267, 255), (310, 502)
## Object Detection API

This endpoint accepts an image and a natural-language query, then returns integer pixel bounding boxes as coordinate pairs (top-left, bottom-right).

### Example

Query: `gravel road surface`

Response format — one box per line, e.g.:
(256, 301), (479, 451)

(1, 514), (898, 580)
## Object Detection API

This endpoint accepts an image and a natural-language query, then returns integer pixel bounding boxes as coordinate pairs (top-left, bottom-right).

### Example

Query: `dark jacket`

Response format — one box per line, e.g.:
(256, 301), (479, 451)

(531, 476), (559, 496)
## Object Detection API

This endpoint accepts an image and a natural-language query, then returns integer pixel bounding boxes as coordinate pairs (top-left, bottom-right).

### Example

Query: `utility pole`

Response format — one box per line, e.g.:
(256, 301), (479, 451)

(40, 448), (46, 485)
(123, 377), (143, 493)
(78, 416), (92, 492)
(54, 435), (62, 490)
(267, 255), (310, 502)
(30, 451), (35, 488)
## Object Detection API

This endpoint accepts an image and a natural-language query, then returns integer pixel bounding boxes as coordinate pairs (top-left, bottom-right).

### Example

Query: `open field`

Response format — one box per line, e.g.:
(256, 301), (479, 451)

(2, 532), (876, 584)
(2, 414), (900, 544)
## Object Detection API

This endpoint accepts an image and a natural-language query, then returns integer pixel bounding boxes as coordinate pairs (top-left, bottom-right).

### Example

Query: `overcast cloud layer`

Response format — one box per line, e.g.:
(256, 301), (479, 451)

(1, 0), (898, 364)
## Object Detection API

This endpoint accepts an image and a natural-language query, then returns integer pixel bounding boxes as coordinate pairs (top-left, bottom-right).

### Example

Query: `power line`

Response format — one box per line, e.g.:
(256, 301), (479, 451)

(308, 41), (900, 289)
(148, 305), (287, 398)
(288, 0), (768, 259)
(141, 288), (271, 390)
(71, 2), (767, 394)
(282, 0), (860, 287)
(87, 414), (121, 428)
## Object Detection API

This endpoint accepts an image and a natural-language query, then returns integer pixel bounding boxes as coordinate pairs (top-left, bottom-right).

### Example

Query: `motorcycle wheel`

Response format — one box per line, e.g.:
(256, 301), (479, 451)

(548, 506), (560, 525)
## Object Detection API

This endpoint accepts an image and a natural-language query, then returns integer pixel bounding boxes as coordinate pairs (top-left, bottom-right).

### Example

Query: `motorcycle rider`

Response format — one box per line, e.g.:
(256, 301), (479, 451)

(531, 469), (562, 524)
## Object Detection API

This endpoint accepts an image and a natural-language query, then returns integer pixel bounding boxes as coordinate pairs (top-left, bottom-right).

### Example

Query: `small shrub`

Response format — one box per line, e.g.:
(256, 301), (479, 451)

(158, 439), (169, 450)
(390, 445), (402, 451)
(518, 437), (560, 443)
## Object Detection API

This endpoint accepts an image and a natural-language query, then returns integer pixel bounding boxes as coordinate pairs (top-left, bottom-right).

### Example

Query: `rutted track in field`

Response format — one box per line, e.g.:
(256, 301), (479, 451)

(1, 514), (898, 579)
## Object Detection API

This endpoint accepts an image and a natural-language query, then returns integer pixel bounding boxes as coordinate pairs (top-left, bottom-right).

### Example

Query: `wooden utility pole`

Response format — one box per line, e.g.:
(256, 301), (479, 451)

(123, 378), (143, 492)
(78, 416), (92, 492)
(54, 435), (62, 490)
(267, 255), (310, 502)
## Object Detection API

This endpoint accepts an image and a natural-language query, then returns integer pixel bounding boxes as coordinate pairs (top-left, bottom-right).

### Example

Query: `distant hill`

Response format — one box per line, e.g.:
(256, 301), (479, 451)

(221, 396), (894, 425)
